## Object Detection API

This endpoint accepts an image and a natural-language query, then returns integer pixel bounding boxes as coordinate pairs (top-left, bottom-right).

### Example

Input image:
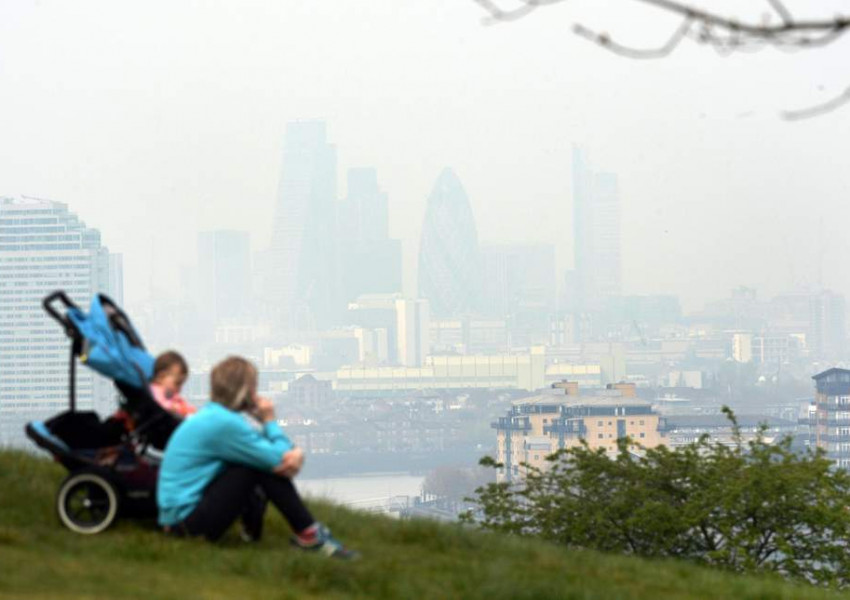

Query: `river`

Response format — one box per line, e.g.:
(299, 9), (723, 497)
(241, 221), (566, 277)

(296, 473), (425, 512)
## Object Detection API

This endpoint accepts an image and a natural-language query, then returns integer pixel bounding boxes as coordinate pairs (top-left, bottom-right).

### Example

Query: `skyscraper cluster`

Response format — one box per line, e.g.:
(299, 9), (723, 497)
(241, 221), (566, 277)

(267, 121), (403, 333)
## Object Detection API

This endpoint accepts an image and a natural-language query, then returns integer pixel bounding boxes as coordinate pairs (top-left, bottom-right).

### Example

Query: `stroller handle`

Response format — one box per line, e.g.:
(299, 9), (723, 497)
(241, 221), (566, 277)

(98, 294), (146, 350)
(43, 291), (80, 337)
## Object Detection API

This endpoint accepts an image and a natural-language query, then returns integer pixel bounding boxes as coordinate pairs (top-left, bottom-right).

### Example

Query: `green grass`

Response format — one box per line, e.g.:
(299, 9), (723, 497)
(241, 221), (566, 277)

(1, 450), (849, 600)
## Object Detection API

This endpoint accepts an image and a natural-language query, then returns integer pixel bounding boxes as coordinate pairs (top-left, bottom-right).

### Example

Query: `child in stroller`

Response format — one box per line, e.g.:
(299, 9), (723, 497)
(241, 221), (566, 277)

(25, 291), (181, 534)
(150, 351), (197, 418)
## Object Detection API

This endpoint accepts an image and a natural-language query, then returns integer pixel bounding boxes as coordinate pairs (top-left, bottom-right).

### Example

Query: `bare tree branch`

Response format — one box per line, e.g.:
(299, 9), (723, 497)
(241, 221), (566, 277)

(783, 86), (850, 120)
(573, 17), (692, 59)
(766, 0), (793, 26)
(472, 0), (563, 23)
(472, 0), (850, 118)
(476, 0), (850, 39)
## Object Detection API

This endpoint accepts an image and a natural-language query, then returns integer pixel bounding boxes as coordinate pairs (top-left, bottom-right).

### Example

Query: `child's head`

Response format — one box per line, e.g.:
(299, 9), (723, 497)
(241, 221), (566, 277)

(152, 351), (189, 395)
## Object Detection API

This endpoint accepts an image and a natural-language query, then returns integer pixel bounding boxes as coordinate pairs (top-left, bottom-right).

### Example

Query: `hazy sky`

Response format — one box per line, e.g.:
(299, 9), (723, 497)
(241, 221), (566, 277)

(1, 0), (848, 312)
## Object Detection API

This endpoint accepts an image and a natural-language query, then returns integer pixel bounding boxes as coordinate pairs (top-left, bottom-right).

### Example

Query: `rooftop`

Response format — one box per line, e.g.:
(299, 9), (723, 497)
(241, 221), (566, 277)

(812, 367), (850, 381)
(513, 393), (652, 408)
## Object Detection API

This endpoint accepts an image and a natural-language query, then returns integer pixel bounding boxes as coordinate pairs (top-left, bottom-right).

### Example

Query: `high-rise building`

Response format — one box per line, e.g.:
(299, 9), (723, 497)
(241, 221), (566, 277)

(340, 167), (389, 243)
(732, 332), (754, 363)
(347, 293), (402, 363)
(269, 121), (338, 332)
(346, 293), (431, 366)
(573, 147), (622, 310)
(395, 298), (430, 367)
(108, 254), (124, 306)
(481, 243), (556, 346)
(418, 168), (481, 318)
(197, 230), (252, 325)
(769, 289), (847, 359)
(0, 196), (121, 447)
(810, 291), (846, 360)
(480, 243), (556, 318)
(337, 168), (402, 305)
(811, 368), (850, 469)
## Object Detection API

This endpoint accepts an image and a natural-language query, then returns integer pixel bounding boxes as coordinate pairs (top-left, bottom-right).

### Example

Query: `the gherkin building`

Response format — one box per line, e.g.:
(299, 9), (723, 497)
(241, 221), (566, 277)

(418, 168), (481, 317)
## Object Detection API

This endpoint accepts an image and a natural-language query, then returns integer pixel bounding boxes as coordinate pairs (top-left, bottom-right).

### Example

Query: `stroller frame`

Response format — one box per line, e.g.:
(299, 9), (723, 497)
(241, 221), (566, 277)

(25, 291), (180, 534)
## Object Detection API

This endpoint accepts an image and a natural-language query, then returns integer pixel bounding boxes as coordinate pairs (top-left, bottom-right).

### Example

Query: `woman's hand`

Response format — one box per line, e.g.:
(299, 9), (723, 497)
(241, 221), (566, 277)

(253, 397), (276, 423)
(274, 447), (305, 479)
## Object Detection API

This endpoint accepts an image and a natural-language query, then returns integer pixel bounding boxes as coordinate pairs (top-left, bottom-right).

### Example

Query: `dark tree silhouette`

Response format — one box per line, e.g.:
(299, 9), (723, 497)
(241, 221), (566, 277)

(472, 0), (850, 119)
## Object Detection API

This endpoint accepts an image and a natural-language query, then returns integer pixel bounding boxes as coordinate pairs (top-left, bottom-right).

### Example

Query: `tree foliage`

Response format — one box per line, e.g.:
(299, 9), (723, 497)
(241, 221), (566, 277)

(465, 408), (850, 588)
(423, 464), (494, 501)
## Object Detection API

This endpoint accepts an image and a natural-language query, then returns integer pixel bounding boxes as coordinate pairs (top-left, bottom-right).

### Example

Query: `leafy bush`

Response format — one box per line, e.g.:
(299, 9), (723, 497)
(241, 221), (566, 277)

(465, 408), (850, 588)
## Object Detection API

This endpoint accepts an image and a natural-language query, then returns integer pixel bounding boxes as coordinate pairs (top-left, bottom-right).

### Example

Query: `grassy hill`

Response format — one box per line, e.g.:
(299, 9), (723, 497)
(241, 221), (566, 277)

(2, 450), (849, 600)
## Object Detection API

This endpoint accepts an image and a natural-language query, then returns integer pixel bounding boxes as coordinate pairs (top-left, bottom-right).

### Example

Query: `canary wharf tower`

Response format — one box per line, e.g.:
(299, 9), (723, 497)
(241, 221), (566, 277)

(417, 168), (481, 317)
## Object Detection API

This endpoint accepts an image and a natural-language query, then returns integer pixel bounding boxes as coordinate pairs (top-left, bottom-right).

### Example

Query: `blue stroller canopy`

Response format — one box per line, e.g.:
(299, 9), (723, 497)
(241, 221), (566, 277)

(66, 295), (154, 388)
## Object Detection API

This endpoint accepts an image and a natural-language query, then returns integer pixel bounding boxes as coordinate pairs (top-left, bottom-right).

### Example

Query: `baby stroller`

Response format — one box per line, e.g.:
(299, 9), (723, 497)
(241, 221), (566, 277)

(25, 291), (181, 534)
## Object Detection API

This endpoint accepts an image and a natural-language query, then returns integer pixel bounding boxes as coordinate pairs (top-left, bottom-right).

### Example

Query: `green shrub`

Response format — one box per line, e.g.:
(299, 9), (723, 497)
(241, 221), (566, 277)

(466, 408), (850, 588)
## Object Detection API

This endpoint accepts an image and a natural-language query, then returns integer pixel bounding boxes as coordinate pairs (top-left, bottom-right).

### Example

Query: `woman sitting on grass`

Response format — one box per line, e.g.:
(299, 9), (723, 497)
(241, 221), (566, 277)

(156, 356), (356, 559)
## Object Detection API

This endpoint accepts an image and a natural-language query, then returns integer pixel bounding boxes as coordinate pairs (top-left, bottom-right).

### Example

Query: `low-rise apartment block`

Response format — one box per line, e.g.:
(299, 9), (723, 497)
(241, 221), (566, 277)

(493, 381), (666, 481)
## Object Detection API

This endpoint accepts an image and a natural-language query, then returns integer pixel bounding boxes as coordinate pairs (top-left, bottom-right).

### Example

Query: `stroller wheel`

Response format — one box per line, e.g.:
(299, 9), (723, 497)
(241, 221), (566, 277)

(56, 471), (119, 534)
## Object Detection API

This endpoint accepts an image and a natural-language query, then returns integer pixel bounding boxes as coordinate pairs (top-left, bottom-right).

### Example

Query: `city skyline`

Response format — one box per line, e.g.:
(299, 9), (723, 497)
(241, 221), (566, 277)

(3, 1), (847, 315)
(6, 4), (850, 593)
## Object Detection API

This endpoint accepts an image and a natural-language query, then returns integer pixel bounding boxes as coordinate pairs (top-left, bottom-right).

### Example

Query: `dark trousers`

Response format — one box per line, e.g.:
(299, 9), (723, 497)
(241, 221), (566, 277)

(181, 465), (315, 542)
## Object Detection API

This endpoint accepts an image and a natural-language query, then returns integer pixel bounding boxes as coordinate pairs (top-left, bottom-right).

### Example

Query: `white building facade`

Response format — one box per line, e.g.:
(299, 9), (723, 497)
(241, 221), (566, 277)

(0, 196), (121, 447)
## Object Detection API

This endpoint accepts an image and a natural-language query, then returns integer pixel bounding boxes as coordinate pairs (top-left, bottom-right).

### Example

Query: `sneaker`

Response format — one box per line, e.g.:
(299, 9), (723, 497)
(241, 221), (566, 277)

(291, 524), (359, 560)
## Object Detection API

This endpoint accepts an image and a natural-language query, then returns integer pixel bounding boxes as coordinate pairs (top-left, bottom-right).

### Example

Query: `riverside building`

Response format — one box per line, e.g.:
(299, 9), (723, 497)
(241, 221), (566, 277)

(493, 381), (666, 482)
(811, 368), (850, 469)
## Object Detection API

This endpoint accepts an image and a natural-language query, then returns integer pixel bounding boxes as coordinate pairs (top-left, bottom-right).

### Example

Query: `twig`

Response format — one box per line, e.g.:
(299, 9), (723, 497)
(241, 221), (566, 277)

(573, 17), (692, 59)
(472, 0), (562, 23)
(766, 0), (793, 26)
(782, 86), (850, 121)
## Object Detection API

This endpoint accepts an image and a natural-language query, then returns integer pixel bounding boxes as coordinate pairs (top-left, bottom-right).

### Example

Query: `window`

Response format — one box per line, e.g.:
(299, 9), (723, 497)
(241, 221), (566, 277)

(639, 420), (645, 426)
(640, 433), (646, 439)
(597, 421), (603, 426)
(598, 433), (603, 439)
(543, 418), (548, 424)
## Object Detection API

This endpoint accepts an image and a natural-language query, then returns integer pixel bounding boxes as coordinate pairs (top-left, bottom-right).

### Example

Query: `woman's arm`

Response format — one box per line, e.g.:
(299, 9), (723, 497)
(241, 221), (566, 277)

(214, 410), (293, 472)
(273, 447), (305, 478)
(254, 398), (303, 477)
